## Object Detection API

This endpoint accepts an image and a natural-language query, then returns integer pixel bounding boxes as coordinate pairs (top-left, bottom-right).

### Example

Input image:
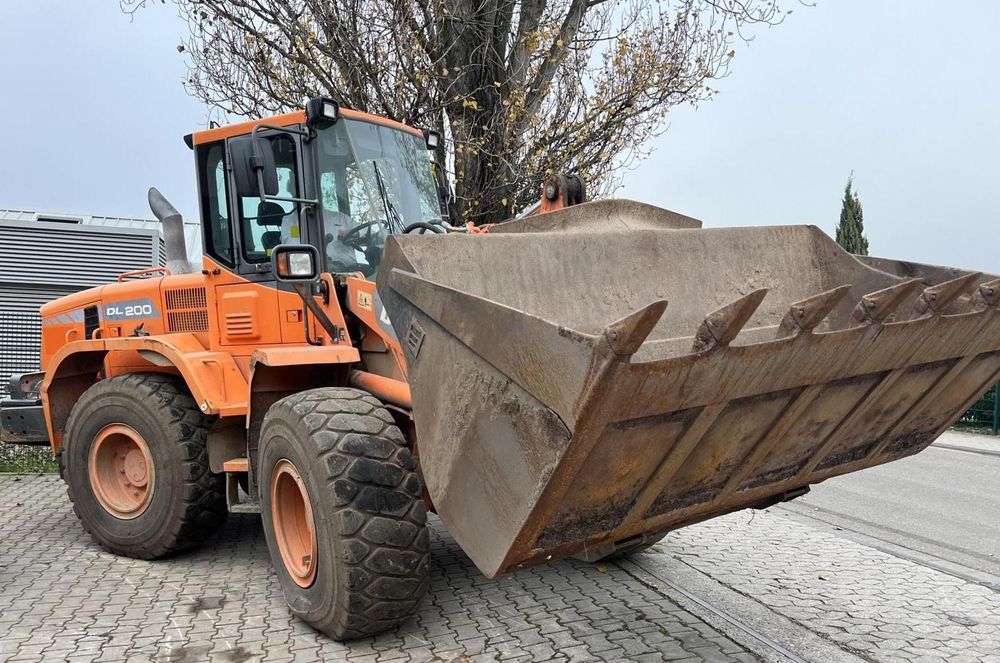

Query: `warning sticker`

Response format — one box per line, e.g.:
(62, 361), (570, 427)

(357, 291), (373, 311)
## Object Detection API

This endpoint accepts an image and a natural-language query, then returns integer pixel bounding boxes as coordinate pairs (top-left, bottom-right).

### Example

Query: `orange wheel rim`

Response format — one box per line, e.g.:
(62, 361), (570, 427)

(88, 424), (155, 520)
(271, 459), (318, 588)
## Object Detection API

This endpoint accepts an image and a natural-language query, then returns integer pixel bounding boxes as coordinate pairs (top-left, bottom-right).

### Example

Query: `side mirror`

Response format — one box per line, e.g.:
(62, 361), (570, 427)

(230, 135), (279, 198)
(271, 244), (320, 283)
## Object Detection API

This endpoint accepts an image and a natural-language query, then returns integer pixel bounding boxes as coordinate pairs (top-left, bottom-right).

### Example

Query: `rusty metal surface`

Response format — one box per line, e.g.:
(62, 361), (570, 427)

(377, 200), (1000, 578)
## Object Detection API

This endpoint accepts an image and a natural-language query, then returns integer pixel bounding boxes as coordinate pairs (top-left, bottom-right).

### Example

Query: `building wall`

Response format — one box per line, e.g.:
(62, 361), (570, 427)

(0, 210), (202, 464)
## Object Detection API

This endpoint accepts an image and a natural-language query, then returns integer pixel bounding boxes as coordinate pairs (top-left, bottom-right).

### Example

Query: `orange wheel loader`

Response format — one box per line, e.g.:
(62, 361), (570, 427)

(2, 98), (999, 640)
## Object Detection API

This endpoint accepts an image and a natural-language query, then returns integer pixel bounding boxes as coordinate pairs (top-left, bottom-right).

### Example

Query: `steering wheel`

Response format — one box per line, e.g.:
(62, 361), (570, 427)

(328, 220), (387, 278)
(339, 220), (384, 251)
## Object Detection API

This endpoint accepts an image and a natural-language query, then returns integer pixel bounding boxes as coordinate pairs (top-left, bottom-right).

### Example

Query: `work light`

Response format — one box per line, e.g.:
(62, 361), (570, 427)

(423, 129), (441, 150)
(305, 97), (340, 127)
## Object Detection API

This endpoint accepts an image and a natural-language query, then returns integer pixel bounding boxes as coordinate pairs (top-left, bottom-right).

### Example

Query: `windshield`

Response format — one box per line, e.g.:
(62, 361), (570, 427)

(316, 119), (441, 277)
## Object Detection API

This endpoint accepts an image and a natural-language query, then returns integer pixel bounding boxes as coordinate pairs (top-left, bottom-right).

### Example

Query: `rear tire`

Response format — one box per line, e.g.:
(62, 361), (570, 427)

(62, 373), (227, 559)
(259, 387), (429, 640)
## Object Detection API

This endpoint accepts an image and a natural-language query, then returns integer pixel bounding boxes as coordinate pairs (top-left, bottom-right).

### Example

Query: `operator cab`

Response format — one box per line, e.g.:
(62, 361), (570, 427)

(189, 98), (443, 280)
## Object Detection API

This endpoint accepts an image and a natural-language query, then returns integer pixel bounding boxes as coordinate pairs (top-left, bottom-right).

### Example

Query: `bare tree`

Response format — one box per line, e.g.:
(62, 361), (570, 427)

(125, 0), (801, 224)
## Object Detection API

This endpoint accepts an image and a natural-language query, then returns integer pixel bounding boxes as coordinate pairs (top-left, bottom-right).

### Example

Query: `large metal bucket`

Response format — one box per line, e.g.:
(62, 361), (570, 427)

(377, 199), (1000, 577)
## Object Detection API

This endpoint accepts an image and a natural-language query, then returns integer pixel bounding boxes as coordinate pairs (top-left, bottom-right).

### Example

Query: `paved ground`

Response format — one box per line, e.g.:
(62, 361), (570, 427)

(655, 510), (1000, 662)
(787, 430), (1000, 576)
(2, 445), (999, 662)
(0, 475), (757, 663)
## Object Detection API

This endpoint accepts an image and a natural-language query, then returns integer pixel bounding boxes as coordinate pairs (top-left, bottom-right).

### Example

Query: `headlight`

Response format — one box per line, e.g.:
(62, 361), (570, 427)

(286, 252), (314, 277)
(272, 245), (320, 282)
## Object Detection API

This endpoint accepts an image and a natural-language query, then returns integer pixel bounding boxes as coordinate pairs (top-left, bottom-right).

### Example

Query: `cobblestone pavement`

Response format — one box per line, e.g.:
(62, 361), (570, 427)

(0, 476), (755, 663)
(2, 474), (999, 662)
(652, 510), (1000, 663)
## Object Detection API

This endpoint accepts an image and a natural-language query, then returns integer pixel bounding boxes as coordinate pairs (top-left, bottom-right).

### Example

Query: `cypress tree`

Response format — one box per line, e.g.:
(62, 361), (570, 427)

(835, 175), (869, 255)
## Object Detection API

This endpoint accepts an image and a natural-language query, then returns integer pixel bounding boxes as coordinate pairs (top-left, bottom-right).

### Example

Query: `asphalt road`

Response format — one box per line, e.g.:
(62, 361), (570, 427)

(781, 429), (1000, 579)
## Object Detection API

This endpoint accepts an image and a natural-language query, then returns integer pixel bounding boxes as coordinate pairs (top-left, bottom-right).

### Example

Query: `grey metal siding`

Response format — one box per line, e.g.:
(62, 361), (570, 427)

(0, 220), (159, 288)
(0, 209), (204, 264)
(0, 286), (74, 397)
(0, 218), (172, 394)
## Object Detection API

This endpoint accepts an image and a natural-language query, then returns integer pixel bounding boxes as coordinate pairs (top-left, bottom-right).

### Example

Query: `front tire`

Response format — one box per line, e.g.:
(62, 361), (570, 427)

(259, 388), (429, 640)
(62, 373), (227, 559)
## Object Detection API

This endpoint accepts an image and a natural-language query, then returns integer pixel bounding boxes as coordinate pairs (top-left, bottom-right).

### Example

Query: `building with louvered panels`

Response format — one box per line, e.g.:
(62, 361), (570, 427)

(0, 209), (202, 404)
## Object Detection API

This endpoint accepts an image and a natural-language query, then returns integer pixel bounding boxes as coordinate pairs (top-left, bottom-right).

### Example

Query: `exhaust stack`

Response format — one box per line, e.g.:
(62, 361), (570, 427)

(147, 187), (191, 275)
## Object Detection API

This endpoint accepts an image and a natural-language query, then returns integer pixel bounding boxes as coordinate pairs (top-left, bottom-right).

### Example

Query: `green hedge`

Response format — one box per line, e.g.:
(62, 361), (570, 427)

(0, 443), (57, 473)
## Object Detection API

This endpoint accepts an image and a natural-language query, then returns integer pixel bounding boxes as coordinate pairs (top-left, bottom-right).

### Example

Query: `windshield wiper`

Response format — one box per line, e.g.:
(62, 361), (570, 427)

(371, 162), (404, 234)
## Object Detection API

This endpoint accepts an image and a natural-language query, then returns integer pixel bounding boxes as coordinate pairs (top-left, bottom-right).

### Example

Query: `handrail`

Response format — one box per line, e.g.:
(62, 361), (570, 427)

(117, 267), (171, 282)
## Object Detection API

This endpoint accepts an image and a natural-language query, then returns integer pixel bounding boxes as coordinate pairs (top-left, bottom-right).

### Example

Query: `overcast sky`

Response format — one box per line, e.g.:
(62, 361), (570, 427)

(1, 1), (997, 273)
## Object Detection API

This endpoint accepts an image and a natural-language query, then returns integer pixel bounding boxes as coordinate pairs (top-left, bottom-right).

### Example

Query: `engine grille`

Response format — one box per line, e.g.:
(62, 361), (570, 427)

(165, 287), (209, 332)
(165, 287), (207, 310)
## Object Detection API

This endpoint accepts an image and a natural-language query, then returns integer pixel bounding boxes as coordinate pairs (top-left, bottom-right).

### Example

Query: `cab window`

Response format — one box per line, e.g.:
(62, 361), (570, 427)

(199, 143), (234, 265)
(239, 135), (301, 263)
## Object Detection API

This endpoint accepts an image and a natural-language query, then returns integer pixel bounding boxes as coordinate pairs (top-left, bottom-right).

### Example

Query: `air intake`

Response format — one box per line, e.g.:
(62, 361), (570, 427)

(165, 287), (209, 332)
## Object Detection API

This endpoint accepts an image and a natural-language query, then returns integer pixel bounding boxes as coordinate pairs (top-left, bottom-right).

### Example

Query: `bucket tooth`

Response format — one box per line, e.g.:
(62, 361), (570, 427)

(850, 279), (922, 325)
(604, 300), (668, 356)
(777, 285), (852, 338)
(972, 278), (1000, 310)
(692, 289), (768, 352)
(913, 272), (982, 315)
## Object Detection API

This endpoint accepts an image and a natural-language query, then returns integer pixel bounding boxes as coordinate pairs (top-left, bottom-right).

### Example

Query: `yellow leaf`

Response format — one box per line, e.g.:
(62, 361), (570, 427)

(596, 565), (607, 573)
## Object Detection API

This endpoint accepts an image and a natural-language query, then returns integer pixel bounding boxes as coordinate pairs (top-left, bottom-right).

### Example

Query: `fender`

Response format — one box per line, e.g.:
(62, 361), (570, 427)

(41, 334), (248, 452)
(242, 344), (361, 486)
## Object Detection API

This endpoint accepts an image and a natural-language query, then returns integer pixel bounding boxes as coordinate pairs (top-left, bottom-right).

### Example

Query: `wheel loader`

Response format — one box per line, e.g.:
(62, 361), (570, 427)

(2, 97), (999, 640)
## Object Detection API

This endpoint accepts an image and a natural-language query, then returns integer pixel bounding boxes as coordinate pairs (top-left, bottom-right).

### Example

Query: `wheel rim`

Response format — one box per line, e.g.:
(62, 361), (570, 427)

(271, 459), (318, 588)
(88, 424), (155, 520)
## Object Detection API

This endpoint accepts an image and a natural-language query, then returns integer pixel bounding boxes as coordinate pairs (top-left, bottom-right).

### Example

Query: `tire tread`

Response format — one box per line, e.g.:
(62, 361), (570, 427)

(62, 373), (227, 559)
(263, 387), (428, 639)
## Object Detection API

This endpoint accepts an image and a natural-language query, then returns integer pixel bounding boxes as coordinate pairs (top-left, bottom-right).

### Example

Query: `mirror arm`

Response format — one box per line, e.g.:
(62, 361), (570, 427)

(248, 124), (319, 208)
(255, 168), (268, 203)
(290, 282), (343, 345)
(261, 194), (320, 206)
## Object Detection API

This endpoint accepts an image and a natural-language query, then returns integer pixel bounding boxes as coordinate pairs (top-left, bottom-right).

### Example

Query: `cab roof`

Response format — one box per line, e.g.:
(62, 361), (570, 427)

(185, 107), (424, 148)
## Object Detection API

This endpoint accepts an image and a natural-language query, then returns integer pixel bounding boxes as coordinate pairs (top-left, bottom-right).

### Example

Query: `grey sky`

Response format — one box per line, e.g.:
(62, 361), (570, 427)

(1, 1), (996, 273)
(623, 2), (1000, 274)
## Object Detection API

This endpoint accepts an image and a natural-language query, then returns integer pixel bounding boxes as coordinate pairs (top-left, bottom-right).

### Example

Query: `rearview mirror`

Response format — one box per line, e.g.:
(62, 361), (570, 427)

(230, 135), (279, 198)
